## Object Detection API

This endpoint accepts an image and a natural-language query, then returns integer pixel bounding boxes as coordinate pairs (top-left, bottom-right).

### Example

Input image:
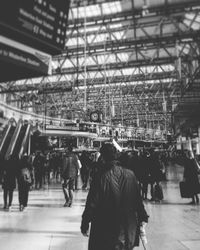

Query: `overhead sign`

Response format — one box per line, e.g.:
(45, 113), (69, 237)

(0, 0), (70, 55)
(0, 36), (51, 82)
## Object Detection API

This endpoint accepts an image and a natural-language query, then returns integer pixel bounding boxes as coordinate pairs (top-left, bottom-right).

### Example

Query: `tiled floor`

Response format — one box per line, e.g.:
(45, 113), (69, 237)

(0, 163), (200, 250)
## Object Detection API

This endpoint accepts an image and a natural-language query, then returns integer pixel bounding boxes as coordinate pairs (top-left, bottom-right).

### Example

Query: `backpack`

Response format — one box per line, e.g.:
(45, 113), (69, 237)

(62, 154), (79, 179)
(21, 168), (32, 185)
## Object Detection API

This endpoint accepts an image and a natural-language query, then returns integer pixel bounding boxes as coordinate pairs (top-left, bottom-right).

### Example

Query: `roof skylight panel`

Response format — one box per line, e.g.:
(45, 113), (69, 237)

(32, 78), (43, 84)
(68, 9), (73, 20)
(66, 37), (78, 46)
(78, 7), (85, 18)
(106, 70), (115, 77)
(60, 75), (70, 81)
(84, 26), (100, 33)
(113, 31), (124, 40)
(95, 33), (106, 43)
(183, 19), (192, 28)
(71, 7), (81, 19)
(62, 60), (74, 68)
(98, 55), (105, 64)
(119, 52), (129, 61)
(51, 61), (59, 69)
(107, 54), (116, 63)
(101, 1), (122, 15)
(87, 34), (95, 44)
(195, 15), (200, 23)
(88, 72), (97, 78)
(89, 5), (101, 16)
(109, 23), (123, 29)
(185, 13), (195, 20)
(15, 79), (26, 85)
(191, 22), (200, 30)
(122, 68), (133, 75)
(87, 57), (96, 65)
(48, 76), (58, 82)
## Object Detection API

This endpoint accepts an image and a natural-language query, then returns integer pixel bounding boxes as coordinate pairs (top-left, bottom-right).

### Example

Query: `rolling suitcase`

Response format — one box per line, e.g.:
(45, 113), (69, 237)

(179, 181), (192, 198)
(154, 183), (164, 200)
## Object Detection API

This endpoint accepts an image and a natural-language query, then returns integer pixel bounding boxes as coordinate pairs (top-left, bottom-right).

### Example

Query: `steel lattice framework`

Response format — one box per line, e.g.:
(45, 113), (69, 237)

(0, 0), (200, 131)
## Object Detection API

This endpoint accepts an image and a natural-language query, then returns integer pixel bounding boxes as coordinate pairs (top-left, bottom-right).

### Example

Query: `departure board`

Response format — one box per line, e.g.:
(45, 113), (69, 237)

(0, 0), (70, 55)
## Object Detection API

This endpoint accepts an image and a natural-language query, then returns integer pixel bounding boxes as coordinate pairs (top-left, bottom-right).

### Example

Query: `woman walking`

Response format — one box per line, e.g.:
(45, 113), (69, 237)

(17, 153), (33, 211)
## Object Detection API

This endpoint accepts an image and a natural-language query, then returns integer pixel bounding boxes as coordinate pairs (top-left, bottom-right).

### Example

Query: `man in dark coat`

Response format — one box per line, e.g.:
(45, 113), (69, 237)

(2, 155), (18, 211)
(61, 145), (80, 207)
(183, 150), (200, 204)
(81, 143), (149, 250)
(79, 151), (92, 189)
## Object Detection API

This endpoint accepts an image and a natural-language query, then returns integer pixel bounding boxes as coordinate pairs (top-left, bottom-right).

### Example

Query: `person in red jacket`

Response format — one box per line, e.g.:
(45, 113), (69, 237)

(81, 143), (149, 250)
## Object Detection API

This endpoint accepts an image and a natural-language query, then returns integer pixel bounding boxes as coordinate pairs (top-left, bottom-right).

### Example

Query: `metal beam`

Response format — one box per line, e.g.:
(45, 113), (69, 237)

(69, 0), (200, 25)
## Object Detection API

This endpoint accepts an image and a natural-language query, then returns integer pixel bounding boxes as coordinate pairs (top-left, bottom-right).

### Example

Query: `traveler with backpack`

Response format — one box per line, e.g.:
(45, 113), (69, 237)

(61, 146), (81, 207)
(17, 153), (33, 211)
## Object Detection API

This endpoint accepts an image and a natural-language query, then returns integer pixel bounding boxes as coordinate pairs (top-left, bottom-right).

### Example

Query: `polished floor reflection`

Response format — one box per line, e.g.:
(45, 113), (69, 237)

(0, 163), (200, 250)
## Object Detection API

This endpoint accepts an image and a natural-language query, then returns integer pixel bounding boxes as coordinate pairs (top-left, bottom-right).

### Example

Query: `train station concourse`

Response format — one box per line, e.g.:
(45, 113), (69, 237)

(0, 0), (200, 249)
(0, 163), (200, 250)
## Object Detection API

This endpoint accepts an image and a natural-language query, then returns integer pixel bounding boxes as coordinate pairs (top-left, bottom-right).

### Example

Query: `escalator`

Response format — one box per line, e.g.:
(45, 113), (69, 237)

(12, 124), (28, 158)
(5, 119), (23, 160)
(5, 119), (32, 160)
(0, 120), (16, 158)
(18, 122), (32, 159)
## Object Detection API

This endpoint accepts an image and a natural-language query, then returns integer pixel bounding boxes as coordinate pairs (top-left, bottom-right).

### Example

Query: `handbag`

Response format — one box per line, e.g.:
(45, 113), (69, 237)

(21, 168), (32, 185)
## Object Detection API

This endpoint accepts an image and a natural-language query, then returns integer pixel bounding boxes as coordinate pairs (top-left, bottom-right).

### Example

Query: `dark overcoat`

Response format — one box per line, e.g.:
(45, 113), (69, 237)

(81, 160), (149, 250)
(62, 152), (79, 179)
(184, 158), (200, 195)
(2, 157), (17, 190)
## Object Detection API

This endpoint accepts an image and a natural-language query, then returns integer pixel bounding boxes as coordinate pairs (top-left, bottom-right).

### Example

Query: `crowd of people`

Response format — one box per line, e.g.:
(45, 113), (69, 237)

(0, 142), (199, 249)
(0, 145), (199, 212)
(0, 153), (33, 211)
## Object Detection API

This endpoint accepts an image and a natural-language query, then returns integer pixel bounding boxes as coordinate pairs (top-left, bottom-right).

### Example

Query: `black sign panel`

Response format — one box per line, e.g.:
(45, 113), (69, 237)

(0, 0), (70, 55)
(0, 42), (50, 81)
(61, 137), (77, 148)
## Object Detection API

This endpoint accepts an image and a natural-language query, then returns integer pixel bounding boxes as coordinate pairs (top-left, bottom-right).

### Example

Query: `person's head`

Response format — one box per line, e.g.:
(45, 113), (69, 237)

(22, 153), (28, 160)
(100, 143), (117, 162)
(185, 150), (194, 159)
(67, 145), (73, 153)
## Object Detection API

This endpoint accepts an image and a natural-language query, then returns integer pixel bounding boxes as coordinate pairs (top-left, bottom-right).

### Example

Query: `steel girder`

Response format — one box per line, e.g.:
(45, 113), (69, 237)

(0, 65), (178, 93)
(69, 0), (200, 22)
(1, 0), (200, 130)
(71, 0), (122, 8)
(63, 33), (200, 58)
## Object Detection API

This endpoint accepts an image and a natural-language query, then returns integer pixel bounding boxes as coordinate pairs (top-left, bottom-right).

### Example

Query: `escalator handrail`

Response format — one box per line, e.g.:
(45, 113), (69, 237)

(5, 119), (23, 160)
(0, 123), (12, 152)
(19, 123), (31, 159)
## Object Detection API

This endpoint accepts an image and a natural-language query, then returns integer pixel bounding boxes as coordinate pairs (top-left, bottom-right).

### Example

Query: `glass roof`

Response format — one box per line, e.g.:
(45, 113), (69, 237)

(69, 1), (123, 20)
(76, 78), (176, 90)
(12, 64), (175, 87)
(184, 13), (200, 30)
(10, 2), (200, 91)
